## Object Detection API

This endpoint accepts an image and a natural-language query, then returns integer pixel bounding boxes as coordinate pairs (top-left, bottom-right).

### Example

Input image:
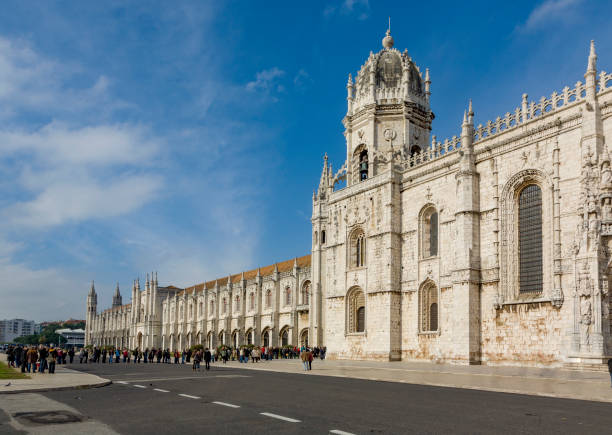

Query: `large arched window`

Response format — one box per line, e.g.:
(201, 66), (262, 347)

(349, 228), (366, 268)
(249, 292), (255, 310)
(209, 300), (215, 315)
(518, 184), (543, 294)
(235, 295), (240, 312)
(285, 287), (291, 306)
(346, 287), (365, 333)
(301, 281), (310, 305)
(420, 281), (439, 332)
(421, 206), (438, 258)
(222, 297), (227, 314)
(265, 290), (272, 309)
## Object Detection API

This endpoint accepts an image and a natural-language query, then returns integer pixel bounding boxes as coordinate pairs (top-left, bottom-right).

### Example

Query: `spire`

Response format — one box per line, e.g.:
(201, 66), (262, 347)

(89, 280), (96, 296)
(587, 39), (597, 73)
(425, 68), (431, 100)
(318, 153), (330, 200)
(154, 271), (158, 284)
(112, 282), (122, 307)
(382, 17), (394, 49)
(347, 73), (353, 87)
(256, 267), (261, 277)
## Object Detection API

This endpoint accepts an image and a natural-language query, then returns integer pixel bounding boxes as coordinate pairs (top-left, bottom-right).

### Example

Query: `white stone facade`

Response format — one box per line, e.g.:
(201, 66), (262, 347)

(87, 31), (612, 367)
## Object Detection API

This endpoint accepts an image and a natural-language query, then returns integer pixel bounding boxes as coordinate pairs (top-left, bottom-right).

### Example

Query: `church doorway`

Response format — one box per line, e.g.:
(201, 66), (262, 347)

(137, 332), (143, 350)
(262, 329), (270, 347)
(232, 330), (238, 348)
(300, 329), (309, 347)
(280, 327), (289, 346)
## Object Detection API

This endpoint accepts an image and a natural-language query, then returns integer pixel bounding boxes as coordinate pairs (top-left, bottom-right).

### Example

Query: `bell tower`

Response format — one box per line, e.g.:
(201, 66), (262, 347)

(85, 281), (97, 346)
(343, 26), (434, 186)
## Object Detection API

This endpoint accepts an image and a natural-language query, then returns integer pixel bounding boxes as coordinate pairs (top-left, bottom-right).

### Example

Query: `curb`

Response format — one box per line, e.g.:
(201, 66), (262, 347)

(0, 378), (112, 395)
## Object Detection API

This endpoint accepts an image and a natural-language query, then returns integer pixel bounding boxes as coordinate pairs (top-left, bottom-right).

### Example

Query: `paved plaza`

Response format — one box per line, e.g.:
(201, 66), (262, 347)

(2, 358), (612, 434)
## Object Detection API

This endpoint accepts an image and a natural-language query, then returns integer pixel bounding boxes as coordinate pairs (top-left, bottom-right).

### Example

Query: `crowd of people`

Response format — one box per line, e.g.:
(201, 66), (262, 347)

(5, 345), (75, 374)
(5, 344), (327, 374)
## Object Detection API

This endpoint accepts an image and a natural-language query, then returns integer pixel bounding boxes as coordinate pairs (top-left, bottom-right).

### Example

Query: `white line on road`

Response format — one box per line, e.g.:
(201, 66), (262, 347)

(153, 388), (169, 393)
(260, 412), (301, 423)
(178, 394), (200, 399)
(115, 381), (128, 384)
(212, 401), (240, 408)
(330, 430), (356, 435)
(133, 384), (146, 388)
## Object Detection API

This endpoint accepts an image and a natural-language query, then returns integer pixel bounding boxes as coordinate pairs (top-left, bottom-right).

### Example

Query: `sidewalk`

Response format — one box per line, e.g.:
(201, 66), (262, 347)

(0, 354), (111, 394)
(221, 358), (612, 403)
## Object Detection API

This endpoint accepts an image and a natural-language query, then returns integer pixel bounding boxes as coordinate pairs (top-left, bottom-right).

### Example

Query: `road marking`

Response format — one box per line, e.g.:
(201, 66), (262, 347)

(133, 384), (146, 388)
(260, 412), (300, 423)
(212, 401), (240, 408)
(115, 381), (128, 384)
(154, 388), (169, 393)
(178, 394), (200, 399)
(330, 430), (356, 435)
(115, 375), (250, 382)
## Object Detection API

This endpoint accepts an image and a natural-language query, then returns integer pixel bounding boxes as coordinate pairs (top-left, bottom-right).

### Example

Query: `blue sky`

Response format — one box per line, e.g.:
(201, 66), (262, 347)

(0, 0), (609, 321)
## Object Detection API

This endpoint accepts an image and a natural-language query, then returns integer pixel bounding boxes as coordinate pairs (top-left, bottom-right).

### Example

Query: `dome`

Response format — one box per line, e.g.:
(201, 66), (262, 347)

(376, 51), (401, 88)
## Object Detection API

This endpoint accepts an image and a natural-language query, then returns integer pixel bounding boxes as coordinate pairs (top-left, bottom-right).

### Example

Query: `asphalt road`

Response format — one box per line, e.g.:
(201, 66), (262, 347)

(42, 360), (612, 434)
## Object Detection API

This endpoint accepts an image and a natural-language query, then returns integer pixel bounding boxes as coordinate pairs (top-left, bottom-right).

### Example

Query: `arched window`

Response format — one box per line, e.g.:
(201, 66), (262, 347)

(235, 295), (240, 312)
(359, 149), (368, 181)
(246, 329), (253, 345)
(265, 290), (272, 309)
(281, 328), (289, 346)
(249, 292), (255, 310)
(262, 329), (270, 347)
(518, 184), (543, 294)
(285, 287), (291, 306)
(301, 281), (310, 305)
(209, 300), (215, 315)
(199, 302), (203, 317)
(189, 303), (193, 319)
(421, 207), (438, 258)
(222, 297), (227, 314)
(349, 228), (366, 268)
(346, 287), (365, 333)
(420, 281), (439, 332)
(321, 230), (326, 244)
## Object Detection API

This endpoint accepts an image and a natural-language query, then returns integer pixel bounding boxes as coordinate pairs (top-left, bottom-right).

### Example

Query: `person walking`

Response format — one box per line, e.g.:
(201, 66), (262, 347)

(48, 347), (57, 374)
(27, 346), (37, 373)
(38, 346), (48, 373)
(68, 347), (75, 364)
(308, 349), (313, 371)
(20, 347), (28, 373)
(300, 349), (309, 371)
(204, 348), (211, 371)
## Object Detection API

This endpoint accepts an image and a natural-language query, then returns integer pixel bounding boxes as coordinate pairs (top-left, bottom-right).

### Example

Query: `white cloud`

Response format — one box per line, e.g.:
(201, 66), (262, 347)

(5, 175), (161, 228)
(294, 69), (313, 88)
(323, 0), (370, 20)
(0, 122), (158, 166)
(246, 67), (285, 92)
(518, 0), (582, 32)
